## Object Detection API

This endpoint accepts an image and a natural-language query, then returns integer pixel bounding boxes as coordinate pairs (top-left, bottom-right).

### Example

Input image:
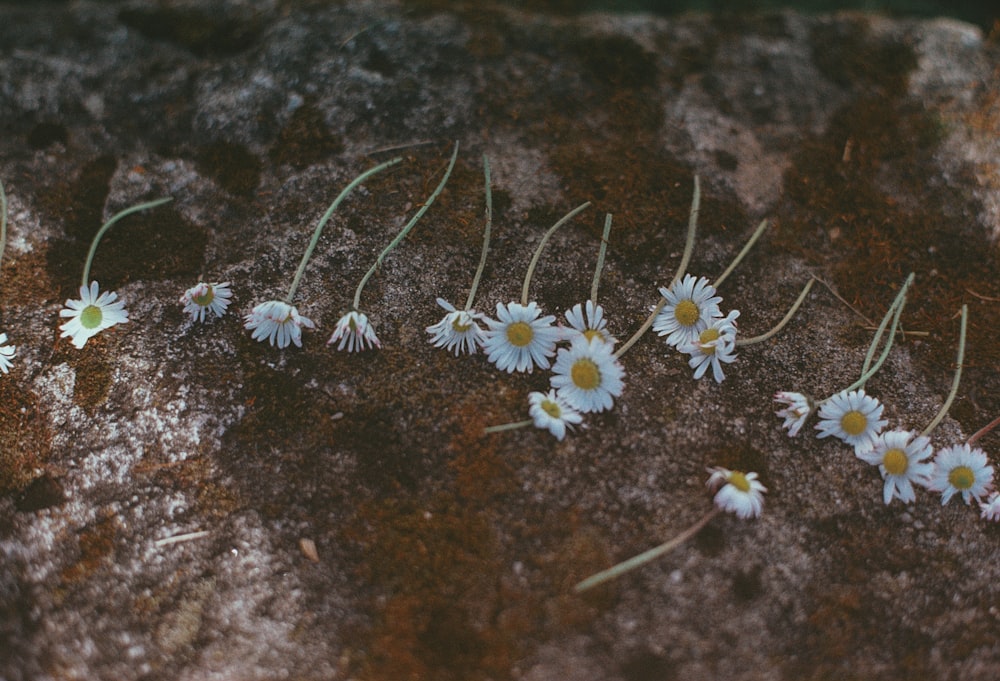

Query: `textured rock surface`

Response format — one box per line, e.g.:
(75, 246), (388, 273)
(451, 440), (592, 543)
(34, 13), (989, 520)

(1, 2), (999, 680)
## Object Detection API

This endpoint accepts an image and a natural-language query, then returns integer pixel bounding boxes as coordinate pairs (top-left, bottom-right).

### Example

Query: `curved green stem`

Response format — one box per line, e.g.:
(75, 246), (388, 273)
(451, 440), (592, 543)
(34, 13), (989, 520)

(465, 154), (493, 312)
(590, 213), (613, 303)
(81, 197), (173, 288)
(736, 278), (814, 347)
(713, 218), (768, 289)
(0, 179), (7, 272)
(484, 419), (533, 434)
(353, 141), (459, 311)
(860, 273), (915, 379)
(520, 201), (591, 306)
(921, 304), (968, 437)
(285, 156), (402, 304)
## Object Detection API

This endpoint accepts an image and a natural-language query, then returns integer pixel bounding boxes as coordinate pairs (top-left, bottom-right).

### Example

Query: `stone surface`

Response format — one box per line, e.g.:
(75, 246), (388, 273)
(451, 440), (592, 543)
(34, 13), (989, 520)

(1, 2), (999, 680)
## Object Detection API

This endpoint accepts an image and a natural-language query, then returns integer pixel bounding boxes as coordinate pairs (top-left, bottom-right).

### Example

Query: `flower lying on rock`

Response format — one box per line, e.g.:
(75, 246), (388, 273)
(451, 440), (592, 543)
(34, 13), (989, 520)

(928, 443), (994, 506)
(550, 335), (625, 413)
(528, 389), (583, 441)
(180, 281), (232, 323)
(652, 274), (722, 349)
(774, 392), (813, 437)
(681, 309), (739, 383)
(483, 301), (560, 373)
(329, 310), (381, 352)
(706, 466), (767, 519)
(815, 388), (887, 454)
(244, 300), (314, 349)
(855, 430), (934, 505)
(59, 281), (129, 349)
(426, 298), (484, 355)
(0, 333), (15, 374)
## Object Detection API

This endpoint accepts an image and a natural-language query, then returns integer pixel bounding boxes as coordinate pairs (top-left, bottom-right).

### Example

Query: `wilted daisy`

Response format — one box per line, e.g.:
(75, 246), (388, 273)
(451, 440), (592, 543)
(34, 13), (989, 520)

(681, 309), (739, 383)
(0, 333), (14, 373)
(815, 389), (887, 453)
(775, 392), (813, 437)
(856, 430), (934, 505)
(483, 301), (560, 373)
(550, 335), (625, 413)
(180, 281), (232, 323)
(328, 309), (380, 352)
(244, 300), (315, 349)
(564, 300), (615, 345)
(528, 390), (583, 441)
(707, 467), (767, 519)
(979, 492), (1000, 522)
(652, 274), (723, 349)
(59, 281), (130, 349)
(426, 298), (484, 355)
(928, 443), (994, 505)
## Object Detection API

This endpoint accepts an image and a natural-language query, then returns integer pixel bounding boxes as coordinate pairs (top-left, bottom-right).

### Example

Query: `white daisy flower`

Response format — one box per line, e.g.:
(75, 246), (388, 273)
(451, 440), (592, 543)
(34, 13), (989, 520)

(928, 443), (994, 505)
(680, 309), (739, 383)
(814, 389), (887, 453)
(0, 333), (15, 374)
(550, 335), (625, 414)
(979, 492), (1000, 522)
(563, 300), (615, 345)
(244, 299), (314, 348)
(328, 310), (381, 352)
(856, 430), (934, 505)
(652, 274), (723, 348)
(426, 298), (484, 356)
(483, 301), (560, 373)
(58, 281), (129, 349)
(774, 391), (813, 437)
(528, 390), (583, 441)
(180, 281), (232, 323)
(706, 467), (767, 519)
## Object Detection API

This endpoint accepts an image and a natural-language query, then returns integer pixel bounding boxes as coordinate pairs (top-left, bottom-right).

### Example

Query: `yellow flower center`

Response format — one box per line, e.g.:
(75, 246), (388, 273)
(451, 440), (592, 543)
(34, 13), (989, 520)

(452, 317), (473, 333)
(583, 328), (603, 342)
(840, 410), (867, 436)
(674, 299), (699, 326)
(541, 399), (562, 419)
(728, 471), (751, 492)
(883, 448), (908, 475)
(79, 305), (103, 330)
(949, 466), (975, 490)
(506, 321), (533, 347)
(348, 315), (357, 331)
(571, 358), (601, 390)
(192, 286), (214, 307)
(699, 327), (720, 354)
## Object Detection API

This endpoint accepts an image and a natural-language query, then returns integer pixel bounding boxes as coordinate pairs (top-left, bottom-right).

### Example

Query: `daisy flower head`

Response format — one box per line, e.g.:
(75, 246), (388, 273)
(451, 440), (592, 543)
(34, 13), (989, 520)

(58, 281), (129, 349)
(652, 274), (723, 349)
(856, 430), (933, 505)
(928, 443), (994, 506)
(483, 301), (560, 373)
(426, 298), (484, 356)
(563, 300), (615, 345)
(979, 492), (1000, 522)
(0, 333), (15, 374)
(775, 391), (813, 437)
(680, 309), (739, 383)
(814, 389), (887, 453)
(706, 467), (767, 519)
(180, 281), (232, 323)
(244, 300), (314, 348)
(550, 335), (625, 414)
(328, 310), (381, 352)
(528, 390), (584, 441)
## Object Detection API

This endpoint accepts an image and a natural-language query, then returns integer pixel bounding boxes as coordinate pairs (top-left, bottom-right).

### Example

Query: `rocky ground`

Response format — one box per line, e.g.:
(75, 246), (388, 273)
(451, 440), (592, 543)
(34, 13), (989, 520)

(1, 1), (999, 680)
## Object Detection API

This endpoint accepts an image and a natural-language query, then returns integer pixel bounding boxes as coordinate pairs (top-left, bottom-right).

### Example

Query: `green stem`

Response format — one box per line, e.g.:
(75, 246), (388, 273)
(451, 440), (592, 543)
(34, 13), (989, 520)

(574, 508), (720, 593)
(353, 142), (459, 311)
(81, 197), (173, 288)
(285, 156), (402, 304)
(920, 304), (968, 438)
(860, 273), (915, 379)
(520, 201), (591, 306)
(464, 154), (493, 312)
(0, 178), (7, 272)
(590, 213), (613, 303)
(484, 419), (533, 434)
(736, 278), (814, 347)
(712, 218), (768, 289)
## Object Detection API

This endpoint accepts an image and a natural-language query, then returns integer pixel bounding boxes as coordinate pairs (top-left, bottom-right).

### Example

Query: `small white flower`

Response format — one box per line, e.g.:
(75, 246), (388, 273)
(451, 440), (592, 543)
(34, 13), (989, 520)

(706, 467), (767, 519)
(0, 333), (15, 374)
(328, 310), (381, 352)
(58, 281), (129, 349)
(244, 299), (314, 348)
(928, 443), (994, 505)
(550, 335), (625, 413)
(483, 301), (560, 373)
(528, 390), (583, 441)
(652, 274), (723, 348)
(814, 389), (887, 453)
(856, 430), (934, 505)
(774, 391), (812, 437)
(979, 492), (1000, 522)
(180, 281), (232, 323)
(426, 298), (484, 355)
(563, 300), (615, 345)
(680, 309), (739, 383)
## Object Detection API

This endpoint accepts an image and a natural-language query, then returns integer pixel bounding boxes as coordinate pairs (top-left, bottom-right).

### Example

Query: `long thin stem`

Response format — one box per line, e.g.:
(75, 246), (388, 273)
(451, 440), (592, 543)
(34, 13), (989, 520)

(713, 218), (768, 289)
(921, 304), (968, 437)
(285, 156), (402, 304)
(464, 154), (493, 312)
(590, 213), (613, 303)
(484, 419), (533, 434)
(519, 201), (591, 306)
(353, 142), (459, 311)
(860, 273), (915, 379)
(613, 176), (701, 359)
(81, 197), (173, 287)
(0, 179), (7, 271)
(574, 508), (720, 593)
(736, 278), (814, 347)
(968, 415), (1000, 446)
